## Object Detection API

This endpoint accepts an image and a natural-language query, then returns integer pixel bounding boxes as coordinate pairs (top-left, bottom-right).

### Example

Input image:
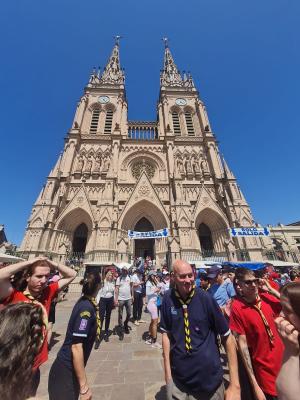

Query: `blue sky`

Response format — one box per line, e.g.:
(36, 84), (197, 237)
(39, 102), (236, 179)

(1, 0), (299, 245)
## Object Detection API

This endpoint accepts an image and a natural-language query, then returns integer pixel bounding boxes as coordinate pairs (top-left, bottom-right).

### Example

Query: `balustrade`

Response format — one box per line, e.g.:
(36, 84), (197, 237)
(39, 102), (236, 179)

(128, 121), (158, 140)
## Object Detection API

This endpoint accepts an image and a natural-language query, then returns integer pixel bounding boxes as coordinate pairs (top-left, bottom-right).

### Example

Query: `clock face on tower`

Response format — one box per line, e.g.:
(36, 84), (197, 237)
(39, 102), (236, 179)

(98, 96), (110, 104)
(175, 98), (187, 106)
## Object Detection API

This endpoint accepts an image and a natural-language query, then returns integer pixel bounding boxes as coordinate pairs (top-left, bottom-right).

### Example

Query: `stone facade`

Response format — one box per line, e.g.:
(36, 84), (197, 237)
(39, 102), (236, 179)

(266, 222), (300, 264)
(20, 39), (275, 265)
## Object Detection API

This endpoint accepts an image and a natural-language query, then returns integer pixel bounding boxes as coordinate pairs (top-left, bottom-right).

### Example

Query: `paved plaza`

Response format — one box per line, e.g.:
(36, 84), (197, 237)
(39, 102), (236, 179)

(37, 293), (166, 400)
(37, 293), (229, 400)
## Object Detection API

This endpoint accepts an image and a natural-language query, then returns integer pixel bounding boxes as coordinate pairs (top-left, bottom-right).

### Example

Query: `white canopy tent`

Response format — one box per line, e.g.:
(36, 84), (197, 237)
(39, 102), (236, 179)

(83, 261), (133, 270)
(0, 253), (24, 263)
(113, 262), (132, 270)
(264, 260), (300, 268)
(188, 260), (222, 269)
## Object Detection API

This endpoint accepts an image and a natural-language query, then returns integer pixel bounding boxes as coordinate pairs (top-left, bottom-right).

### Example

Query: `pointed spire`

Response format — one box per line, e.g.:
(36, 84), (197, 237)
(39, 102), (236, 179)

(100, 36), (125, 85)
(160, 37), (183, 87)
(160, 38), (195, 89)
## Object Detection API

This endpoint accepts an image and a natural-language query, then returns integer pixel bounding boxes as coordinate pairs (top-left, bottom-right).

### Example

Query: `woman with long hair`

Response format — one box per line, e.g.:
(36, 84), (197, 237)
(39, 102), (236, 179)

(95, 269), (115, 347)
(145, 271), (162, 349)
(48, 271), (101, 400)
(0, 302), (45, 400)
(276, 282), (300, 400)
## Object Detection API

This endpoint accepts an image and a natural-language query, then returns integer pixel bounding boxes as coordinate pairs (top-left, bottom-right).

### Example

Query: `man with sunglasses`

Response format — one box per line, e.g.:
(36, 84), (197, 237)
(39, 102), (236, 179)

(230, 268), (284, 400)
(161, 259), (240, 400)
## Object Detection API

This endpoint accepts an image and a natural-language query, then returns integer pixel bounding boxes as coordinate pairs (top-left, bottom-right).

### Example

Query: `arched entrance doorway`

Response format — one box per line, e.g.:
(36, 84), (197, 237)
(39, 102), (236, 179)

(72, 223), (88, 253)
(134, 217), (154, 259)
(198, 223), (214, 256)
(195, 207), (229, 257)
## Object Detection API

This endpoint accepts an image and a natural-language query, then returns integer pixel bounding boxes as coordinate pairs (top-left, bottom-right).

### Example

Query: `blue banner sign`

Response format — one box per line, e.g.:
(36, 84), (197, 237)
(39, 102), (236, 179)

(128, 228), (169, 239)
(230, 227), (270, 237)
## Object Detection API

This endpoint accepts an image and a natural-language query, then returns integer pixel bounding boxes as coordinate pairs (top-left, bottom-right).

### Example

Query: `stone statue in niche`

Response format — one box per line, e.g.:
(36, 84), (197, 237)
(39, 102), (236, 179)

(185, 156), (193, 174)
(103, 156), (110, 172)
(84, 157), (93, 173)
(217, 183), (225, 198)
(75, 156), (84, 173)
(93, 156), (101, 173)
(191, 155), (200, 175)
(176, 157), (184, 174)
(201, 159), (209, 175)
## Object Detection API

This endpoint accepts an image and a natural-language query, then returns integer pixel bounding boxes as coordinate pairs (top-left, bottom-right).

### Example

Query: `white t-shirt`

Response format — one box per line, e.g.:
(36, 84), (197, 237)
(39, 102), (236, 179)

(100, 281), (115, 299)
(146, 280), (158, 302)
(131, 274), (143, 293)
(116, 275), (132, 300)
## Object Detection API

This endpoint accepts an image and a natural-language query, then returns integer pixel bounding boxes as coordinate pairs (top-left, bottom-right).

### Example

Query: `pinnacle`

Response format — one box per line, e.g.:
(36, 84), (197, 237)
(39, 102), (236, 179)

(100, 38), (125, 85)
(88, 38), (125, 87)
(160, 42), (195, 89)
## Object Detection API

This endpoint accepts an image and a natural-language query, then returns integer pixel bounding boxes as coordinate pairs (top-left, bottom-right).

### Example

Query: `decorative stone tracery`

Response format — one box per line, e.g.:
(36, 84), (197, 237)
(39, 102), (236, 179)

(131, 161), (155, 180)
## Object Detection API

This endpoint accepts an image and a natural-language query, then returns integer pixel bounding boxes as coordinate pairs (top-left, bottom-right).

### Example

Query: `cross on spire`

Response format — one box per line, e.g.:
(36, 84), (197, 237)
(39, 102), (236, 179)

(114, 35), (122, 47)
(162, 37), (169, 49)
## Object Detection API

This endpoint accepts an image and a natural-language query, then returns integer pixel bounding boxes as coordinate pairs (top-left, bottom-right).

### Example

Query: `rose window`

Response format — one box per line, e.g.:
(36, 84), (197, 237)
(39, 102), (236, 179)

(131, 161), (155, 180)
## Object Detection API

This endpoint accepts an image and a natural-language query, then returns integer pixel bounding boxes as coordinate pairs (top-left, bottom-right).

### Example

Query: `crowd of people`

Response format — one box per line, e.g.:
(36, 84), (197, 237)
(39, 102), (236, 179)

(0, 255), (299, 400)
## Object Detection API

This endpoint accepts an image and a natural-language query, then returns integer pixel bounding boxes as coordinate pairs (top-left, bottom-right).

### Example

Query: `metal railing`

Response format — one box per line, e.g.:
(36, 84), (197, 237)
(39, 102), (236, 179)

(235, 250), (251, 262)
(128, 121), (158, 140)
(181, 250), (228, 262)
(262, 250), (300, 263)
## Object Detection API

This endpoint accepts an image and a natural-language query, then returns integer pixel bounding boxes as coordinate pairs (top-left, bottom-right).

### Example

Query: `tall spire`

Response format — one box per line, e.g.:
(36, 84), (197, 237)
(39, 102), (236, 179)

(160, 38), (195, 89)
(100, 36), (125, 85)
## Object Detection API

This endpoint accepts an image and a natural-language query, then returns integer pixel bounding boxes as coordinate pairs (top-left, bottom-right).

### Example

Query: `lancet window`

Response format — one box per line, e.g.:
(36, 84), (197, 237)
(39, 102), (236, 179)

(104, 110), (113, 134)
(172, 112), (181, 136)
(89, 108), (100, 134)
(185, 112), (195, 136)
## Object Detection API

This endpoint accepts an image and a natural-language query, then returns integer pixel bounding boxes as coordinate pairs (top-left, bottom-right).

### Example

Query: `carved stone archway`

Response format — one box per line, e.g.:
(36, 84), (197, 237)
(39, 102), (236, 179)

(53, 208), (93, 255)
(120, 199), (169, 262)
(194, 208), (229, 254)
(120, 199), (168, 231)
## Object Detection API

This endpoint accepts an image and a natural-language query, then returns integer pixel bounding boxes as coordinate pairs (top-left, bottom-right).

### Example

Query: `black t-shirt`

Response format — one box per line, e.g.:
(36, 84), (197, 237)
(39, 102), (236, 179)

(57, 298), (96, 370)
(160, 287), (230, 394)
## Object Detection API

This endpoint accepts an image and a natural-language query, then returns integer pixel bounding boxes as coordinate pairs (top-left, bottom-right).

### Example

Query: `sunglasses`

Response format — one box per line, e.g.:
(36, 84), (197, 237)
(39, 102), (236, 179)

(242, 278), (259, 286)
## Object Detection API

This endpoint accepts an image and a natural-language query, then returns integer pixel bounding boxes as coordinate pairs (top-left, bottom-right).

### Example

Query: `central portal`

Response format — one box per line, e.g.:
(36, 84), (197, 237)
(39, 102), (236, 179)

(134, 217), (155, 259)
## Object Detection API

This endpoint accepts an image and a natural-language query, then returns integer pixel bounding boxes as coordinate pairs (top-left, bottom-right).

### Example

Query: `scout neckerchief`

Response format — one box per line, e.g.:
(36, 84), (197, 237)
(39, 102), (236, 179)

(85, 295), (101, 342)
(252, 296), (274, 346)
(174, 285), (196, 353)
(23, 290), (49, 330)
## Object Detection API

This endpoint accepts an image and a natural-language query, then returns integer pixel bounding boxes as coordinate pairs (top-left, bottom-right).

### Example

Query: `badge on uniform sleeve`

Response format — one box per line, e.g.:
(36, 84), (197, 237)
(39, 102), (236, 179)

(80, 311), (91, 318)
(79, 319), (88, 331)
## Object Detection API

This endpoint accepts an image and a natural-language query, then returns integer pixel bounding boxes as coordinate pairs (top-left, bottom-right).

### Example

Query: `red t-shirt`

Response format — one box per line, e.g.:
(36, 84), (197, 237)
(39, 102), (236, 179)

(268, 278), (280, 291)
(4, 282), (59, 369)
(229, 293), (284, 396)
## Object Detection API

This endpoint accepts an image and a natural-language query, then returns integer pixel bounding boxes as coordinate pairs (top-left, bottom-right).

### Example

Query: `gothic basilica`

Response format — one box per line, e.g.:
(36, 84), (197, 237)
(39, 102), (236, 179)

(20, 39), (272, 265)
